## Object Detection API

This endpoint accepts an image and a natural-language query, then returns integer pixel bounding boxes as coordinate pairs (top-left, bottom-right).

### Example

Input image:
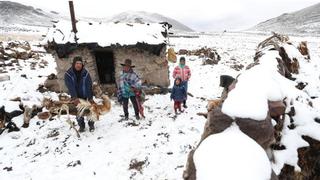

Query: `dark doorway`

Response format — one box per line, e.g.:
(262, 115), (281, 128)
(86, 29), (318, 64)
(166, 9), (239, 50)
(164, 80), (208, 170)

(94, 51), (115, 84)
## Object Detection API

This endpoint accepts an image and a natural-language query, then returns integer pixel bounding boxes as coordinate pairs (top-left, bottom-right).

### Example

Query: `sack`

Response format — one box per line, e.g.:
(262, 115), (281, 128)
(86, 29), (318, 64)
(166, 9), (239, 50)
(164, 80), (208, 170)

(167, 48), (177, 63)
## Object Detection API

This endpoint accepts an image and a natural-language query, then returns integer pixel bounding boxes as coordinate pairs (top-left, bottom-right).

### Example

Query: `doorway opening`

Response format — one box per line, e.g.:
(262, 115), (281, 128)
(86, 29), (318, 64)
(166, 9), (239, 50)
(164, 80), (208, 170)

(94, 51), (115, 84)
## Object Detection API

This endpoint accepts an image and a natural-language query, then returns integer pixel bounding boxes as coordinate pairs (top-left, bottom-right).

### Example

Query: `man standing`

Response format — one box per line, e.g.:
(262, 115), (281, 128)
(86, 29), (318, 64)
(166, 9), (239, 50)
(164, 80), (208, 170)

(65, 56), (94, 132)
(173, 57), (191, 108)
(117, 59), (141, 120)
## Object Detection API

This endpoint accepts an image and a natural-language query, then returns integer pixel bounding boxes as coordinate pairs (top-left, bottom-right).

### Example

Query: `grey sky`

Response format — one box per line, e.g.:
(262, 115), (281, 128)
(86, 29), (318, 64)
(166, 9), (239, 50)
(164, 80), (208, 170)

(4, 0), (320, 31)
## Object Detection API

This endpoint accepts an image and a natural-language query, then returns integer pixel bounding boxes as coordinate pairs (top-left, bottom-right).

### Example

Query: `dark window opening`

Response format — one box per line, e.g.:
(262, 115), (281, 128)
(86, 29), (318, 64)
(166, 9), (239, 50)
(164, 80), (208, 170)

(94, 51), (115, 84)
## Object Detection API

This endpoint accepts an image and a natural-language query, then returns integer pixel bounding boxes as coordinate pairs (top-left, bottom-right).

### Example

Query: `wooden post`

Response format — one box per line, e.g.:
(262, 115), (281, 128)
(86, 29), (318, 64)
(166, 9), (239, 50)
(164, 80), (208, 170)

(68, 1), (77, 33)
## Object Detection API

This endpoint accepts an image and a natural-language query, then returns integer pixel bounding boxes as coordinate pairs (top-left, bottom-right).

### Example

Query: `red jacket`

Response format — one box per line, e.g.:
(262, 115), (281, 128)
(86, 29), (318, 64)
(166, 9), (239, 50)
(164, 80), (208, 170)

(173, 65), (191, 81)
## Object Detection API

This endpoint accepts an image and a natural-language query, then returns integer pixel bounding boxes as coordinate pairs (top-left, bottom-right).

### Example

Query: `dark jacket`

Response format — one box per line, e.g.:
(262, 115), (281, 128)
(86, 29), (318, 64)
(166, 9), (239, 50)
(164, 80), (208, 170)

(170, 83), (187, 102)
(64, 67), (93, 99)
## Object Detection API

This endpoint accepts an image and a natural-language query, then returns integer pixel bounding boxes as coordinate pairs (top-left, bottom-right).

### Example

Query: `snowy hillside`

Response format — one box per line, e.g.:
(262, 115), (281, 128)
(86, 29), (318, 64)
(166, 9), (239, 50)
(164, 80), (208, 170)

(250, 3), (320, 35)
(1, 32), (320, 179)
(0, 1), (193, 35)
(0, 1), (61, 33)
(107, 11), (194, 32)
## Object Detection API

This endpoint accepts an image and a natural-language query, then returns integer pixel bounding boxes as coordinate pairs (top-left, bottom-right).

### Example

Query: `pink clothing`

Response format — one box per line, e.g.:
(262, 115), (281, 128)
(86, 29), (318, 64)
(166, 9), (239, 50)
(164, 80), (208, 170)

(172, 65), (191, 81)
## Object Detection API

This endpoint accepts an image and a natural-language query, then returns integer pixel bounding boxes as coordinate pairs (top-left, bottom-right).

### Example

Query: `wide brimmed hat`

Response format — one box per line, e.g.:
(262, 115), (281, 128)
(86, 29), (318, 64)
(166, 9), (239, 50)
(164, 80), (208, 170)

(121, 59), (135, 68)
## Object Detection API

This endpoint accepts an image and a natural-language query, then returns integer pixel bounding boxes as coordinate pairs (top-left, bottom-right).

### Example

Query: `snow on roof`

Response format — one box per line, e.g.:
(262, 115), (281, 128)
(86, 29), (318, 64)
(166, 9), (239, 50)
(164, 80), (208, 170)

(43, 20), (166, 46)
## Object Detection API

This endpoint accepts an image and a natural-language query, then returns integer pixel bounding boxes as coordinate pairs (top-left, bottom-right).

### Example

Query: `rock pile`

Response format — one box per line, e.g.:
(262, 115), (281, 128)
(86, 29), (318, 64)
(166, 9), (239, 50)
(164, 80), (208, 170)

(0, 41), (39, 61)
(0, 41), (47, 80)
(178, 47), (221, 65)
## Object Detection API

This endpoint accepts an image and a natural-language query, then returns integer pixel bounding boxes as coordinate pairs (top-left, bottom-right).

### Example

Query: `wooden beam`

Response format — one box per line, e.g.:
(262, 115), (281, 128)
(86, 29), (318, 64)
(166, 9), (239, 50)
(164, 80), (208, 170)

(68, 1), (77, 33)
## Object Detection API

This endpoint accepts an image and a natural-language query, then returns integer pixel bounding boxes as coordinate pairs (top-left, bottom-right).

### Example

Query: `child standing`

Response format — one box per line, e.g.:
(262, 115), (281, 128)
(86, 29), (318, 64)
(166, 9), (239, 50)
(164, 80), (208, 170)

(170, 77), (187, 114)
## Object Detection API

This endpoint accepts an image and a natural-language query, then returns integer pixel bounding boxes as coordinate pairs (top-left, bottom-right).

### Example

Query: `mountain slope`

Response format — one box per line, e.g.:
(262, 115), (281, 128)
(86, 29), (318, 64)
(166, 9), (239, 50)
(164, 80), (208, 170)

(0, 2), (193, 33)
(0, 1), (60, 27)
(107, 11), (194, 32)
(250, 3), (320, 34)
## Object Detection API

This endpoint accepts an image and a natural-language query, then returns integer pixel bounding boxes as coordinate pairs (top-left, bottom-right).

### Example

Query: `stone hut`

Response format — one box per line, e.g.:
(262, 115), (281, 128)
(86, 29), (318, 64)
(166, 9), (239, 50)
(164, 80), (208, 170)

(43, 20), (169, 94)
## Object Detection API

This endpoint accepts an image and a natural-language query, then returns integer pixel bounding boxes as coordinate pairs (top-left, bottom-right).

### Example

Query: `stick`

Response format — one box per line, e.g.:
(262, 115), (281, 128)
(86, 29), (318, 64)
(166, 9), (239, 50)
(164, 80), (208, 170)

(66, 118), (80, 138)
(58, 104), (80, 138)
(187, 92), (194, 97)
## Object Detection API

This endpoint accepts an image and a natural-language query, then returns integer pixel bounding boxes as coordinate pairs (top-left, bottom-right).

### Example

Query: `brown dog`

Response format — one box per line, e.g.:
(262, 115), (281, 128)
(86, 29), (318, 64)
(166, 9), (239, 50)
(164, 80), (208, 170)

(77, 95), (111, 121)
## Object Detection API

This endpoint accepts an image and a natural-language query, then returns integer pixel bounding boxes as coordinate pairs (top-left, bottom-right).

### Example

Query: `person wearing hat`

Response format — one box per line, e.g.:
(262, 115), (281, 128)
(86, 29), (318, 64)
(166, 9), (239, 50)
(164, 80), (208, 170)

(117, 59), (141, 120)
(65, 56), (94, 132)
(172, 57), (191, 108)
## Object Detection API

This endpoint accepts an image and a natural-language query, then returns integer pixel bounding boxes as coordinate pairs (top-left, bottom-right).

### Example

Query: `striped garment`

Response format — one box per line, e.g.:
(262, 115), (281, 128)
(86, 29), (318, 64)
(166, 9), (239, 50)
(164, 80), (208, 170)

(172, 65), (191, 81)
(64, 67), (93, 100)
(117, 70), (141, 100)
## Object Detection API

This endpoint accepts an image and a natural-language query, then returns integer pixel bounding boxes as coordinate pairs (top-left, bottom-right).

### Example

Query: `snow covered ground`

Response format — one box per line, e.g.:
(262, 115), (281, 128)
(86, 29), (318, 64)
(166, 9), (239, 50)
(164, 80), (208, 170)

(1, 32), (320, 179)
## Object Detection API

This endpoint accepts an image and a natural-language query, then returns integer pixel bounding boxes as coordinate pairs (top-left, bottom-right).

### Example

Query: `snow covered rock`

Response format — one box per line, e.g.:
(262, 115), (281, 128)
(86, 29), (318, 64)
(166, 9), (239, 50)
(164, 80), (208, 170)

(4, 49), (17, 59)
(222, 33), (304, 121)
(0, 53), (4, 61)
(1, 41), (33, 60)
(253, 33), (302, 80)
(6, 41), (31, 51)
(178, 49), (189, 55)
(183, 107), (275, 180)
(193, 125), (274, 180)
(185, 33), (320, 180)
(0, 42), (4, 57)
(14, 47), (30, 60)
(0, 75), (10, 82)
(177, 47), (221, 65)
(202, 58), (219, 65)
(221, 34), (320, 179)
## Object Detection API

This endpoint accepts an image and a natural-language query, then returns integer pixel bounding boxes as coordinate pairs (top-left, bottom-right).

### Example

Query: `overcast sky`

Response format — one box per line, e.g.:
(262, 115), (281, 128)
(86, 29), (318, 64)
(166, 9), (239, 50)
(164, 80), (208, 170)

(5, 0), (320, 31)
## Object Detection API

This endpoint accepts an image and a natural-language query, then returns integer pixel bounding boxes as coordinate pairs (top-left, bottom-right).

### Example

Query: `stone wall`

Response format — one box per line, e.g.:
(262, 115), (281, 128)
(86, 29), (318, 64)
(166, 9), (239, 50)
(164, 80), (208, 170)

(53, 45), (169, 94)
(113, 46), (169, 87)
(54, 47), (98, 92)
